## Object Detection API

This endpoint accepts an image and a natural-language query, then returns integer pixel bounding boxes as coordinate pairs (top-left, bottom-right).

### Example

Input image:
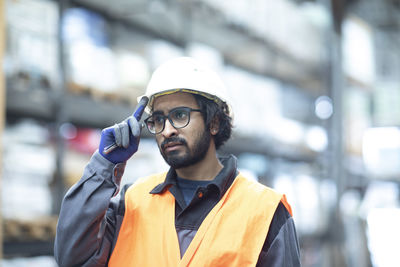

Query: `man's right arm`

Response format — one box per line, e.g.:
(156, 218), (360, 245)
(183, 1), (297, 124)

(55, 98), (148, 266)
(54, 151), (126, 267)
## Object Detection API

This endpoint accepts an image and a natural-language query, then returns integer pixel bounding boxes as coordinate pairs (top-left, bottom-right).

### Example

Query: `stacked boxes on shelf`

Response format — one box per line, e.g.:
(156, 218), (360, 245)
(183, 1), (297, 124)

(2, 120), (56, 242)
(5, 0), (58, 92)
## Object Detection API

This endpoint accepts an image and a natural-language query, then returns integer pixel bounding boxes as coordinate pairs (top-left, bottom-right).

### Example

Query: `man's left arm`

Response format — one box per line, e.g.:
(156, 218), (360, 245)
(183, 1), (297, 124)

(256, 202), (301, 267)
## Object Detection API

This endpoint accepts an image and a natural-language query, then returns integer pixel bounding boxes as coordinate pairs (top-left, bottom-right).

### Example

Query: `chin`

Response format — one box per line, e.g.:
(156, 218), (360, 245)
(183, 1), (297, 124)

(164, 153), (193, 169)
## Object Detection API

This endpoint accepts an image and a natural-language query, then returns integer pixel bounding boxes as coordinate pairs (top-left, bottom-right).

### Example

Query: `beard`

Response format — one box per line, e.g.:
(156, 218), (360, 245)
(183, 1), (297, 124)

(159, 129), (211, 169)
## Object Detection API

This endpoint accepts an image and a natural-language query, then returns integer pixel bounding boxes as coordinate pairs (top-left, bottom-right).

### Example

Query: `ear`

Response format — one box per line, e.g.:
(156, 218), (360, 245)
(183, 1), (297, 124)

(210, 117), (220, 136)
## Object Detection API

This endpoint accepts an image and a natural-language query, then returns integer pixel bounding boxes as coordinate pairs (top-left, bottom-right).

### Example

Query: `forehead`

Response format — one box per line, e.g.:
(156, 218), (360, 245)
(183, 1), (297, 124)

(152, 92), (198, 112)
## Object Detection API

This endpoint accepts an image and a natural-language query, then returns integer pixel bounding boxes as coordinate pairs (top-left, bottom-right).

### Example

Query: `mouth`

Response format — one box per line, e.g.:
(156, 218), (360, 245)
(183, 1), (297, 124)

(163, 142), (183, 153)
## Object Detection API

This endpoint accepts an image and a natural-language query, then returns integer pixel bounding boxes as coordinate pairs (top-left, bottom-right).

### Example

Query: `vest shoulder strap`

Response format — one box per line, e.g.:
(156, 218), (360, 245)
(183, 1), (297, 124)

(180, 174), (283, 267)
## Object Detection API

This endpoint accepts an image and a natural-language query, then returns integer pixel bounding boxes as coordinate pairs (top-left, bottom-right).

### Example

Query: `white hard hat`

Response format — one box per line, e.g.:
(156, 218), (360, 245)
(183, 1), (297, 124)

(138, 57), (232, 116)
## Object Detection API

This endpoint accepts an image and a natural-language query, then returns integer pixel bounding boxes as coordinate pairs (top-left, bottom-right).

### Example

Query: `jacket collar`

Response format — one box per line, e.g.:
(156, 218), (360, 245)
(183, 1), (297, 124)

(150, 154), (238, 197)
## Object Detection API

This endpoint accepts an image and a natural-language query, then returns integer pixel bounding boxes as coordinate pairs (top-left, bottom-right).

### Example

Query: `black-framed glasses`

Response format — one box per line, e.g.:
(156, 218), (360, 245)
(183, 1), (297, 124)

(144, 107), (202, 134)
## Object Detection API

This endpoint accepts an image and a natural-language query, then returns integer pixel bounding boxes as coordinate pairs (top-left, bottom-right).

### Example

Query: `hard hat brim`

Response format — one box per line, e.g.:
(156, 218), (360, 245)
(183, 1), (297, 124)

(137, 88), (231, 116)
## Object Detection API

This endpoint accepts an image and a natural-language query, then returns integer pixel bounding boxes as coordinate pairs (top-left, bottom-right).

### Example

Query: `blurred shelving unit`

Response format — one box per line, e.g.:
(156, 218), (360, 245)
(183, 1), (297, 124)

(74, 0), (325, 91)
(6, 87), (134, 129)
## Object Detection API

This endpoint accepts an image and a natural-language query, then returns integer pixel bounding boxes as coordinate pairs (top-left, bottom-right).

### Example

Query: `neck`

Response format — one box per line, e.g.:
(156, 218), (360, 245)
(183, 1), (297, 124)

(175, 143), (223, 181)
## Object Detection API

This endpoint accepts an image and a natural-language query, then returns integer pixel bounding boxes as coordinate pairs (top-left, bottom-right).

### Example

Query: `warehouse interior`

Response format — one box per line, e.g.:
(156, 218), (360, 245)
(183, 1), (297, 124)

(1, 0), (400, 266)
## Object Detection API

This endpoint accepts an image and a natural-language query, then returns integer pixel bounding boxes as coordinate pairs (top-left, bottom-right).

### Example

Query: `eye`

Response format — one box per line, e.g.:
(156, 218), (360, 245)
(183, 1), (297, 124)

(153, 114), (165, 125)
(172, 109), (188, 121)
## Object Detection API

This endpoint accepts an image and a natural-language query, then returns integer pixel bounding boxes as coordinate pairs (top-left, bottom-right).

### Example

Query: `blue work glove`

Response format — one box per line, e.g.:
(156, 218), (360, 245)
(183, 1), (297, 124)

(99, 97), (148, 164)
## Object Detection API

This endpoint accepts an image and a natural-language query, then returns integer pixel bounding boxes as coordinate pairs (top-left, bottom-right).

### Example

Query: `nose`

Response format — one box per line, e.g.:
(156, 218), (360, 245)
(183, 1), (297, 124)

(161, 118), (178, 138)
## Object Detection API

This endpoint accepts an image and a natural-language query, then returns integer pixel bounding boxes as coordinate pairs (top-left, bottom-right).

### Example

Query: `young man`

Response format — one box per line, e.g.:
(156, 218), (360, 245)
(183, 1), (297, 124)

(55, 57), (300, 266)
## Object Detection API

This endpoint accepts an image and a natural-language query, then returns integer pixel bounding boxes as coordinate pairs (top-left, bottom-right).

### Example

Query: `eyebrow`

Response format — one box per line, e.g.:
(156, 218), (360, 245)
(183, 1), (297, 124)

(151, 110), (165, 116)
(152, 106), (192, 115)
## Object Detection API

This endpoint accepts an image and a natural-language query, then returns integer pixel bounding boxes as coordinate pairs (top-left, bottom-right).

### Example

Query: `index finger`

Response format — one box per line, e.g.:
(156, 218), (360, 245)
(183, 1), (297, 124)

(133, 96), (149, 121)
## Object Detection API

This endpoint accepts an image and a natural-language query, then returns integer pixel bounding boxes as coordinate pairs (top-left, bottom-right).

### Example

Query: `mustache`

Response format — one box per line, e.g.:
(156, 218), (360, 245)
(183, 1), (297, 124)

(161, 137), (188, 150)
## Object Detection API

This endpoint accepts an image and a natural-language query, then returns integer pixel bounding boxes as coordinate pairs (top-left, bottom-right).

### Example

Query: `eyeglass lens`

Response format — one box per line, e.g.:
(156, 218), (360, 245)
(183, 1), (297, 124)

(146, 107), (191, 134)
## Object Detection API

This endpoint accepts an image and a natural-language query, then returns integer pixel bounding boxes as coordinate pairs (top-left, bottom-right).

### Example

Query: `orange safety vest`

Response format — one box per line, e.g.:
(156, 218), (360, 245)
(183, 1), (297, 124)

(109, 172), (292, 267)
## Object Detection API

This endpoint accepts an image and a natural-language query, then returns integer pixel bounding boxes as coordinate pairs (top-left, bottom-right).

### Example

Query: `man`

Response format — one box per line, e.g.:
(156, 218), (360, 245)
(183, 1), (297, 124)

(55, 57), (300, 266)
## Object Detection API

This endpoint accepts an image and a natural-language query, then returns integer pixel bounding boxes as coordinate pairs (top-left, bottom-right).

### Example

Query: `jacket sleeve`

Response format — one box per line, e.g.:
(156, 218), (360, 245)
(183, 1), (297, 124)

(54, 151), (127, 267)
(256, 202), (301, 267)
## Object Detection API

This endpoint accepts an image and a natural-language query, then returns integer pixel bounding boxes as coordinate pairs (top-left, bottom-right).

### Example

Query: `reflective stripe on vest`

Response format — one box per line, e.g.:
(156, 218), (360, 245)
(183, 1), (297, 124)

(109, 173), (288, 267)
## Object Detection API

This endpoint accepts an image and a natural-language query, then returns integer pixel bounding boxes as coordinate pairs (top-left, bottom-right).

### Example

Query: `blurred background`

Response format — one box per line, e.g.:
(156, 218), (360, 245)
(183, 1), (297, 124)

(0, 0), (400, 266)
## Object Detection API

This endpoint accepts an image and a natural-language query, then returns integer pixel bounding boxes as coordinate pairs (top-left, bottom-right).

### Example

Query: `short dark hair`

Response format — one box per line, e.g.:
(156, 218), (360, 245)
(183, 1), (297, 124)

(193, 94), (233, 150)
